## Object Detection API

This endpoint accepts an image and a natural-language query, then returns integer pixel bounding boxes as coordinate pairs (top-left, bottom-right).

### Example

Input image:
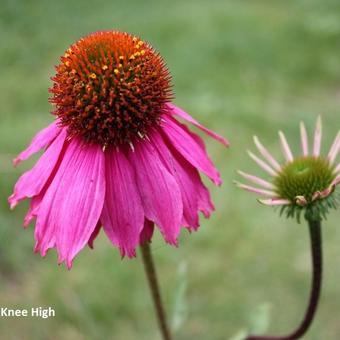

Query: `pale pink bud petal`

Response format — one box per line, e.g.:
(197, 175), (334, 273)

(247, 150), (278, 177)
(300, 121), (309, 156)
(258, 198), (291, 206)
(237, 170), (275, 190)
(279, 131), (294, 162)
(313, 116), (322, 157)
(253, 136), (281, 171)
(234, 181), (277, 197)
(327, 131), (340, 165)
(335, 162), (340, 174)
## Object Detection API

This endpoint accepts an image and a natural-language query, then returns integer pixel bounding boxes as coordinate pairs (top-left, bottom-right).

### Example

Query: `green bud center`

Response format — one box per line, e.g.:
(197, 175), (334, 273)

(274, 156), (336, 203)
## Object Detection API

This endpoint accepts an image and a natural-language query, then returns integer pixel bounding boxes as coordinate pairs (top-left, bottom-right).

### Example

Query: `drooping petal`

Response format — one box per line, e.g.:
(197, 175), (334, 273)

(150, 131), (214, 229)
(34, 137), (105, 268)
(13, 121), (61, 166)
(313, 116), (322, 157)
(128, 139), (183, 245)
(327, 131), (340, 165)
(300, 122), (309, 156)
(197, 180), (215, 219)
(139, 220), (155, 244)
(101, 150), (144, 257)
(161, 115), (222, 185)
(23, 194), (44, 228)
(237, 170), (275, 190)
(88, 222), (102, 249)
(247, 150), (277, 177)
(149, 132), (197, 228)
(234, 181), (277, 197)
(279, 131), (294, 162)
(258, 198), (291, 206)
(253, 136), (281, 171)
(8, 129), (67, 209)
(166, 103), (229, 147)
(312, 176), (340, 201)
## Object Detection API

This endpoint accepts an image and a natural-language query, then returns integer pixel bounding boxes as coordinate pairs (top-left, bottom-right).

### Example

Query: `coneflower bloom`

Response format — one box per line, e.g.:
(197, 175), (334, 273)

(9, 31), (228, 268)
(236, 116), (339, 221)
(236, 118), (339, 340)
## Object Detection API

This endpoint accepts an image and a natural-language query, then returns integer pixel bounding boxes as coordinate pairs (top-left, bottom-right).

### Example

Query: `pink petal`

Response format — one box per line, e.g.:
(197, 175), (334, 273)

(150, 131), (214, 230)
(258, 198), (291, 206)
(24, 194), (44, 228)
(253, 136), (281, 171)
(247, 150), (277, 177)
(234, 181), (277, 197)
(335, 162), (340, 174)
(279, 131), (294, 162)
(34, 137), (105, 269)
(88, 222), (102, 249)
(197, 182), (214, 219)
(13, 121), (61, 166)
(166, 103), (229, 147)
(312, 191), (321, 201)
(313, 116), (322, 157)
(300, 122), (309, 156)
(333, 175), (340, 186)
(234, 181), (276, 197)
(237, 170), (274, 190)
(313, 176), (340, 201)
(128, 139), (183, 245)
(327, 131), (340, 165)
(161, 115), (222, 185)
(139, 220), (155, 245)
(101, 150), (144, 258)
(8, 129), (67, 209)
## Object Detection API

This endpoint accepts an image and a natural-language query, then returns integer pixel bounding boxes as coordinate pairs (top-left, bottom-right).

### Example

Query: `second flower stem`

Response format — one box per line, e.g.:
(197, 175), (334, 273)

(141, 242), (172, 340)
(246, 218), (322, 340)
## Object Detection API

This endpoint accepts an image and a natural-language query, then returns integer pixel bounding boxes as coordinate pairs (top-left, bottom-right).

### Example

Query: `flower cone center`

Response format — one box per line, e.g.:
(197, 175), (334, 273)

(274, 156), (336, 202)
(49, 31), (173, 147)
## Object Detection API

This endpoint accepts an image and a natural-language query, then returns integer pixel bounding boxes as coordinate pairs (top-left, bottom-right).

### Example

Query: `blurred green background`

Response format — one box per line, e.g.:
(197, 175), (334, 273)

(1, 0), (340, 339)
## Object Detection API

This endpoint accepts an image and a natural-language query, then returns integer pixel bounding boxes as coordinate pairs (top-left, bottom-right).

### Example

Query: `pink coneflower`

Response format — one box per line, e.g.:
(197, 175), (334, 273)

(10, 31), (228, 340)
(236, 117), (339, 340)
(236, 116), (339, 221)
(9, 31), (228, 269)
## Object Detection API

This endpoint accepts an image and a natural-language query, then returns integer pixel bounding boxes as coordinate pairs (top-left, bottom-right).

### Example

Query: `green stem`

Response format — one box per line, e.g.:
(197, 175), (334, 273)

(141, 242), (172, 340)
(246, 219), (322, 340)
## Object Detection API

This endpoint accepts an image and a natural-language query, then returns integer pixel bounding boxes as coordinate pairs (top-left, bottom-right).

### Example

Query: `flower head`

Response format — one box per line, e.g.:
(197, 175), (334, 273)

(9, 31), (229, 268)
(236, 117), (339, 221)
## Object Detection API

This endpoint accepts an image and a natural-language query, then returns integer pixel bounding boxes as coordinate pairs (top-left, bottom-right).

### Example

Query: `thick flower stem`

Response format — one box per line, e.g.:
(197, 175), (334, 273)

(141, 242), (172, 340)
(246, 219), (322, 340)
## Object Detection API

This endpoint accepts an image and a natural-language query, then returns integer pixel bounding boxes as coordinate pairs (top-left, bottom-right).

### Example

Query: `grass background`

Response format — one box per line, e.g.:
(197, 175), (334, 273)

(1, 0), (340, 339)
